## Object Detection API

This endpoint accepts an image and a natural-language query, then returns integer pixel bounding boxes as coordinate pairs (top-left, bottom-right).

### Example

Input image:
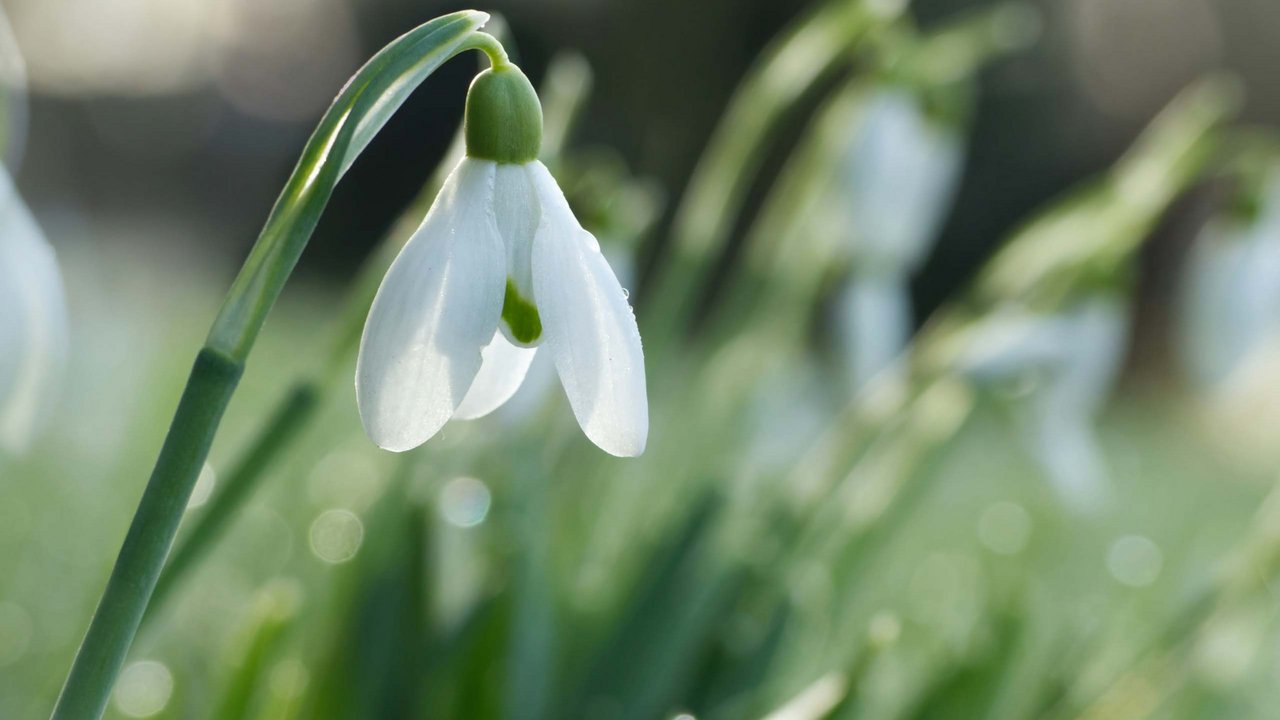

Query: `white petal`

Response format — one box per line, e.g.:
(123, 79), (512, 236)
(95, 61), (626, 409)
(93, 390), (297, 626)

(528, 162), (648, 456)
(0, 167), (68, 454)
(454, 330), (537, 420)
(355, 158), (506, 452)
(493, 164), (539, 299)
(492, 163), (542, 346)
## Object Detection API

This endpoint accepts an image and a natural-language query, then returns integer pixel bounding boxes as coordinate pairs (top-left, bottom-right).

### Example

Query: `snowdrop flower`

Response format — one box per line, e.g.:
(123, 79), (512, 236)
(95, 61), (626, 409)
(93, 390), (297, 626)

(823, 87), (965, 390)
(1179, 168), (1280, 389)
(822, 88), (964, 271)
(355, 62), (647, 456)
(0, 165), (67, 453)
(956, 299), (1129, 512)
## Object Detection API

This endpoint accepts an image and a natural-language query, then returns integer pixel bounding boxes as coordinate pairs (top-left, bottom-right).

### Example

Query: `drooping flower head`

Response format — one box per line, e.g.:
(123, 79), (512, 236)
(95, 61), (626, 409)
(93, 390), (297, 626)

(356, 60), (647, 456)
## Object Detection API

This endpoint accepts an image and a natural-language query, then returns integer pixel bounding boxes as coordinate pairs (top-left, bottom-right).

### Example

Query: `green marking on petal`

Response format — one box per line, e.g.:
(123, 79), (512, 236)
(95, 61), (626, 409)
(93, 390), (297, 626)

(502, 278), (542, 344)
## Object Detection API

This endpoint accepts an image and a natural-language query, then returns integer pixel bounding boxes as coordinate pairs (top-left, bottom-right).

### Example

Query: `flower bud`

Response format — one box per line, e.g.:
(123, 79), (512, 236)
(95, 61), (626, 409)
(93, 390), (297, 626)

(464, 64), (543, 164)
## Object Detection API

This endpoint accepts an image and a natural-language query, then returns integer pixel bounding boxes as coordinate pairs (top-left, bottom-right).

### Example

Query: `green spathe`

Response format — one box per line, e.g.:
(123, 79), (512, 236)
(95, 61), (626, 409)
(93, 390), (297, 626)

(465, 64), (543, 164)
(503, 278), (543, 344)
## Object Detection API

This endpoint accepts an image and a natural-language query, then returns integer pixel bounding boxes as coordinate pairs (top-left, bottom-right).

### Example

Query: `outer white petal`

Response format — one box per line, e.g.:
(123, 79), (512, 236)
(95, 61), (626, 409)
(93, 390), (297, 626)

(0, 167), (68, 454)
(528, 161), (648, 456)
(355, 158), (506, 452)
(454, 330), (537, 420)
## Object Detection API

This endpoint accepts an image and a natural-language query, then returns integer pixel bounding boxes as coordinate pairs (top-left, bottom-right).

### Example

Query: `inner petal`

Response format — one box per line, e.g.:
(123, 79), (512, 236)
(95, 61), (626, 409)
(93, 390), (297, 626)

(493, 164), (543, 346)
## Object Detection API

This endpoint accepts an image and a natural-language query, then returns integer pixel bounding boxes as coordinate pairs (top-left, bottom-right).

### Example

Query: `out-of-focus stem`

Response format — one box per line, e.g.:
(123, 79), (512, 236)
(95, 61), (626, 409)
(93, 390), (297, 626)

(742, 79), (1235, 690)
(642, 0), (900, 343)
(705, 1), (1040, 351)
(1058, 480), (1280, 720)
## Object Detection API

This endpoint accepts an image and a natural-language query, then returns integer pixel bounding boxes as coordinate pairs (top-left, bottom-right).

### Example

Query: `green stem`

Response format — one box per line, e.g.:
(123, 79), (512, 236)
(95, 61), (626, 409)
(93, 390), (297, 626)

(145, 383), (318, 619)
(206, 19), (499, 361)
(52, 350), (243, 720)
(51, 12), (497, 718)
(504, 441), (559, 720)
(143, 133), (451, 626)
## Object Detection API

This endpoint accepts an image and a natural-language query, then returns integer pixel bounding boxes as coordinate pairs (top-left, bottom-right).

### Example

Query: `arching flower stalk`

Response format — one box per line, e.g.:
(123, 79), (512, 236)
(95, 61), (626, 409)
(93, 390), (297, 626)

(356, 61), (648, 457)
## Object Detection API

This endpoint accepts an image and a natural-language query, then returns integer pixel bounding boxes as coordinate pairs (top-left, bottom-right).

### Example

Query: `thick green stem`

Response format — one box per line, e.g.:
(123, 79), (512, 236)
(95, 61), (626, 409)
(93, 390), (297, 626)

(52, 350), (243, 720)
(145, 383), (318, 619)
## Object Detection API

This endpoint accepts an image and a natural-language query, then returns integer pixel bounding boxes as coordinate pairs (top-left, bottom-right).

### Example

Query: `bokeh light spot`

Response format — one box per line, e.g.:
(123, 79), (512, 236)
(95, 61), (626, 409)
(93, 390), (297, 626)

(1107, 535), (1163, 587)
(868, 611), (902, 648)
(113, 660), (173, 718)
(308, 446), (383, 512)
(269, 658), (310, 699)
(308, 509), (364, 564)
(439, 476), (492, 528)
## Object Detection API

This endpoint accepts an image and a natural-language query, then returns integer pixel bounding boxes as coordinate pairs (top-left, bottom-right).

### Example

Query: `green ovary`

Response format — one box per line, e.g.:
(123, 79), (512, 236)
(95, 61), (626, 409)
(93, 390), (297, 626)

(502, 279), (542, 344)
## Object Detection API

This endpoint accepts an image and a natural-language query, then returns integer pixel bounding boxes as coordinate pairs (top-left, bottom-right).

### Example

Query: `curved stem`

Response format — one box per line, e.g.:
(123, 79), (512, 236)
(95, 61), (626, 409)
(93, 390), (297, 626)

(143, 165), (444, 623)
(468, 31), (511, 69)
(204, 12), (493, 361)
(51, 12), (500, 719)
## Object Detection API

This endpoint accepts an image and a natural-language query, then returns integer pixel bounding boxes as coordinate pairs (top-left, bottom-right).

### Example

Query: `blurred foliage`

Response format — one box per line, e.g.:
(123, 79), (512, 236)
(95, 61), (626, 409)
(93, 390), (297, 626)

(6, 1), (1280, 719)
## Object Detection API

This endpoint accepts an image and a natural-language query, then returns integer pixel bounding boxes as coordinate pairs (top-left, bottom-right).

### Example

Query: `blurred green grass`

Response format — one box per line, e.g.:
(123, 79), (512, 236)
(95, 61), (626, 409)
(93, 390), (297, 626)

(3, 242), (1276, 718)
(6, 2), (1280, 719)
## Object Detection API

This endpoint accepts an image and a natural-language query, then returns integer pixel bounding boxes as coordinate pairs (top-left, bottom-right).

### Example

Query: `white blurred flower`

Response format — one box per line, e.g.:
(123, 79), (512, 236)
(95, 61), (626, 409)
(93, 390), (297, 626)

(957, 299), (1129, 511)
(833, 272), (913, 391)
(355, 158), (647, 457)
(0, 165), (67, 454)
(823, 88), (965, 390)
(1179, 170), (1280, 389)
(821, 88), (965, 272)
